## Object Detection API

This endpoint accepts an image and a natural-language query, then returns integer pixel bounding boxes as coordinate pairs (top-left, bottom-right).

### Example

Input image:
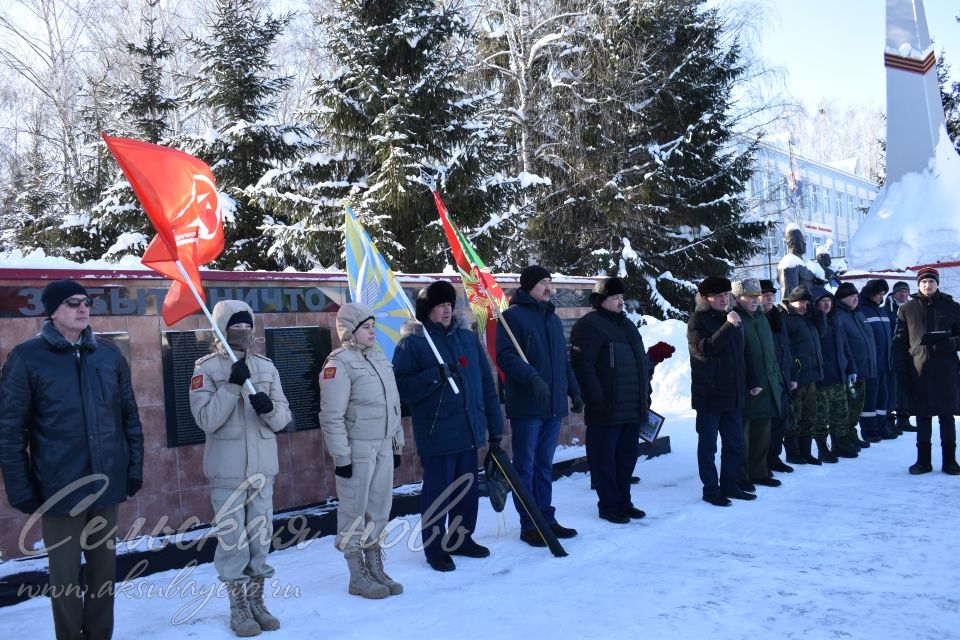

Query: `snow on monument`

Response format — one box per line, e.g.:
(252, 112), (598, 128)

(847, 0), (960, 272)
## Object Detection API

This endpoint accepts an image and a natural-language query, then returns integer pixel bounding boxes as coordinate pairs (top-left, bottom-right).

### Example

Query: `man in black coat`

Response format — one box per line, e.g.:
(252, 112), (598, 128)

(570, 277), (673, 523)
(687, 277), (755, 506)
(778, 286), (824, 465)
(0, 280), (144, 640)
(893, 267), (960, 475)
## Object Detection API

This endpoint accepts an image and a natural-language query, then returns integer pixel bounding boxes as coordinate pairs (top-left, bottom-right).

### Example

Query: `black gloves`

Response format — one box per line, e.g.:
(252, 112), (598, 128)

(488, 436), (502, 450)
(335, 464), (353, 479)
(437, 363), (454, 381)
(570, 395), (584, 413)
(394, 454), (402, 469)
(126, 478), (143, 498)
(12, 496), (40, 515)
(229, 358), (251, 386)
(530, 376), (551, 404)
(248, 392), (274, 415)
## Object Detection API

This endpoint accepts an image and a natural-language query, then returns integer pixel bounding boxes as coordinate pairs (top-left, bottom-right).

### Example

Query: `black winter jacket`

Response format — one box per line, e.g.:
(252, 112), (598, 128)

(893, 291), (960, 417)
(0, 322), (144, 514)
(569, 308), (654, 426)
(778, 303), (824, 386)
(687, 302), (749, 412)
(766, 305), (797, 392)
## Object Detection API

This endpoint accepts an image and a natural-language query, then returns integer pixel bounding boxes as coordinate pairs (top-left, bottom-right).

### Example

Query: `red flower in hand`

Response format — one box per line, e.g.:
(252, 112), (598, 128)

(647, 341), (675, 365)
(458, 356), (468, 368)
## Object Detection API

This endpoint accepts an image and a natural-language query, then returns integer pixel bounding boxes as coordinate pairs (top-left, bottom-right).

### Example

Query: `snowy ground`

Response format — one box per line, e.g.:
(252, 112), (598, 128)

(2, 419), (957, 639)
(2, 317), (958, 638)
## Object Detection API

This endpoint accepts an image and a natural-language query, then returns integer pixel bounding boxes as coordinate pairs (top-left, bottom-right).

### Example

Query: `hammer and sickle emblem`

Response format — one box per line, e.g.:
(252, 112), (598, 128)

(170, 174), (222, 241)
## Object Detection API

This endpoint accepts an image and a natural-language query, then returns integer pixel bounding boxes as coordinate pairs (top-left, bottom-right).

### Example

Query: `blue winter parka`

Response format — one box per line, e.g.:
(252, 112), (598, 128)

(392, 316), (503, 457)
(496, 290), (581, 419)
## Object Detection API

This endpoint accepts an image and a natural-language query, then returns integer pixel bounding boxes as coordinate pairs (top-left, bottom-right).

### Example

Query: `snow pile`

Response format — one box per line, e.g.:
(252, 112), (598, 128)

(848, 129), (960, 270)
(640, 317), (692, 417)
(0, 249), (148, 271)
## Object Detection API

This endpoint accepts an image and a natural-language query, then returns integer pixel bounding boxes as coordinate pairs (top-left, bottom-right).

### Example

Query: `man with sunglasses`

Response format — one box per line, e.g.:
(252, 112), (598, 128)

(0, 279), (143, 640)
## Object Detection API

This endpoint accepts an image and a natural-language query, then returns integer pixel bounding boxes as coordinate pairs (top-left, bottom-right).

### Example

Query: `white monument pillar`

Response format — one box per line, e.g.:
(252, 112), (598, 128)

(847, 0), (960, 272)
(884, 0), (944, 184)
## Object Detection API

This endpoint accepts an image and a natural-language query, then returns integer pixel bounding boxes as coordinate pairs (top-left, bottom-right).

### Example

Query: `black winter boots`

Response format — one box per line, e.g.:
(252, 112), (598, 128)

(897, 414), (917, 432)
(831, 436), (859, 458)
(815, 436), (839, 463)
(909, 444), (933, 475)
(799, 436), (822, 465)
(942, 444), (960, 475)
(784, 436), (806, 465)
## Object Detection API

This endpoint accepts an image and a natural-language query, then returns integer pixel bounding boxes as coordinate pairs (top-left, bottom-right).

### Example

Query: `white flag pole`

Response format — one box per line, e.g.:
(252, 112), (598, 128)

(373, 274), (461, 395)
(174, 260), (257, 396)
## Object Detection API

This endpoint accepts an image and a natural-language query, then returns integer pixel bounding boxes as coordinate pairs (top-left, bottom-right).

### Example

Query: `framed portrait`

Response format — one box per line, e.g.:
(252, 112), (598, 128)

(639, 410), (665, 443)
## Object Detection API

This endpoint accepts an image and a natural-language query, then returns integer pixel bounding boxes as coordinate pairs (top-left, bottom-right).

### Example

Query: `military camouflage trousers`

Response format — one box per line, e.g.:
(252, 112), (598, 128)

(792, 383), (819, 438)
(814, 383), (850, 439)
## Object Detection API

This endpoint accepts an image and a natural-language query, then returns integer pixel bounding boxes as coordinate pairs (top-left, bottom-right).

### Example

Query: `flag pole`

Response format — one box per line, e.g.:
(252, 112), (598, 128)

(384, 276), (461, 395)
(479, 281), (529, 365)
(344, 202), (459, 394)
(173, 260), (257, 396)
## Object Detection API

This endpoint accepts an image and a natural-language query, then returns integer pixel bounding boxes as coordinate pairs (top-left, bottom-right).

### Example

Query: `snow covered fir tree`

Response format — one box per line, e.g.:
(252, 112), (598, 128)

(3, 0), (950, 318)
(183, 0), (310, 271)
(87, 0), (181, 262)
(266, 0), (522, 272)
(530, 0), (765, 318)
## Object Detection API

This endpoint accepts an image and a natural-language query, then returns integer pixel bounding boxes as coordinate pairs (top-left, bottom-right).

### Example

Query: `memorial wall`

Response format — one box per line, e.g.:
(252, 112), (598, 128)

(0, 267), (596, 560)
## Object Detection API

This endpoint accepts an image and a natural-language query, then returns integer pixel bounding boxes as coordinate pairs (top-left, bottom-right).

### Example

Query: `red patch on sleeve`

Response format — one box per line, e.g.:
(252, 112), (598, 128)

(190, 374), (204, 390)
(323, 366), (337, 379)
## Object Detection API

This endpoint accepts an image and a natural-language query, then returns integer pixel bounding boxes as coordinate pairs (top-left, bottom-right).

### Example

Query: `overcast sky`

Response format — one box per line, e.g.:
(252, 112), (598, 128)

(755, 0), (960, 109)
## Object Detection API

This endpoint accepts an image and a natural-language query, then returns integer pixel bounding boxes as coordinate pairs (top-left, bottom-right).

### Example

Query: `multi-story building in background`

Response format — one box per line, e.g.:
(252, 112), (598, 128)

(735, 139), (879, 281)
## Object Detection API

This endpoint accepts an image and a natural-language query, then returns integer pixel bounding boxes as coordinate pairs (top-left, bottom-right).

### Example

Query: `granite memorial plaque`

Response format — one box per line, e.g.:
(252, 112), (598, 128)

(162, 330), (215, 447)
(265, 326), (332, 432)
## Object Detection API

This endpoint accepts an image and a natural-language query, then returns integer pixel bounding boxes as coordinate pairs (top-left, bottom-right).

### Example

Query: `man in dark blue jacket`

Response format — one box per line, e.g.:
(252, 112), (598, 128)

(859, 279), (897, 441)
(393, 280), (504, 572)
(885, 281), (914, 433)
(496, 265), (582, 546)
(0, 280), (144, 640)
(833, 282), (877, 450)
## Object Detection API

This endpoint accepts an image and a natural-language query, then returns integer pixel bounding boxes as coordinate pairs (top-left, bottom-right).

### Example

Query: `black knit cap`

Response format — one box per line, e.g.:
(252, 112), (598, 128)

(835, 282), (858, 300)
(759, 279), (777, 294)
(697, 276), (732, 297)
(892, 281), (910, 295)
(589, 277), (626, 308)
(41, 280), (87, 317)
(226, 311), (253, 328)
(787, 285), (813, 303)
(519, 265), (552, 293)
(415, 280), (457, 322)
